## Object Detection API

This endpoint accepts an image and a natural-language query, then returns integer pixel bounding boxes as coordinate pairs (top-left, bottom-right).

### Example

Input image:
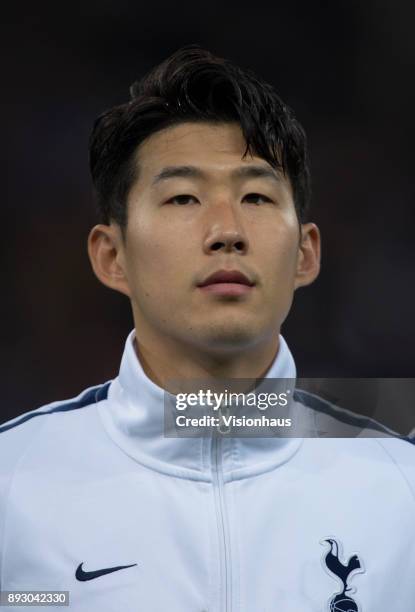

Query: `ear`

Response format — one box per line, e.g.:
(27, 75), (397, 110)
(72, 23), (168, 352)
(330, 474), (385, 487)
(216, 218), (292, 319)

(294, 222), (321, 289)
(87, 224), (131, 298)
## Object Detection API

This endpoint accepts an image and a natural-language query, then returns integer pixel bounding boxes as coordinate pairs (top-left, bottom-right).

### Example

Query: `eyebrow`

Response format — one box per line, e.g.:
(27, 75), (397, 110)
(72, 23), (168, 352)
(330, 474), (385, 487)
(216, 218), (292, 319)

(151, 164), (282, 185)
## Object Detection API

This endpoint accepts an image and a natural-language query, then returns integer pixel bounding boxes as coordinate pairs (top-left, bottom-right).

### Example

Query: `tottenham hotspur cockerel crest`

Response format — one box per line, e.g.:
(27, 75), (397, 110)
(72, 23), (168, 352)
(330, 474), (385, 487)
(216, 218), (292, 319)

(321, 537), (365, 612)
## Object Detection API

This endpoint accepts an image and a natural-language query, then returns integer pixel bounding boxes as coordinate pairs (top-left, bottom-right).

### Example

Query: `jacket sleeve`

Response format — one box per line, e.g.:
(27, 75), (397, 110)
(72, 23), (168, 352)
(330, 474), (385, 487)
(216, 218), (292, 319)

(0, 414), (47, 590)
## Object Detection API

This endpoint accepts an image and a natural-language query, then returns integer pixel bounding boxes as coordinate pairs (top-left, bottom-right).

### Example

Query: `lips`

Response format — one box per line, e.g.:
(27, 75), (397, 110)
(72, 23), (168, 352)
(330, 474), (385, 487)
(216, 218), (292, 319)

(198, 270), (254, 287)
(197, 269), (255, 297)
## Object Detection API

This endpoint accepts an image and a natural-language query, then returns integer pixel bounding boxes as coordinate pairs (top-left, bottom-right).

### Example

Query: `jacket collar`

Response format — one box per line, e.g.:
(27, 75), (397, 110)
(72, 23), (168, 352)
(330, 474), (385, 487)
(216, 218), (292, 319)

(98, 330), (303, 481)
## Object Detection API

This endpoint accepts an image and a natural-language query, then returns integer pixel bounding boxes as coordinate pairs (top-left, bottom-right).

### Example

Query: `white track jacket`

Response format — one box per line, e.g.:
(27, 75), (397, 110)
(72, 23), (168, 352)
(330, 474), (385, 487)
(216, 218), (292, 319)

(1, 331), (414, 611)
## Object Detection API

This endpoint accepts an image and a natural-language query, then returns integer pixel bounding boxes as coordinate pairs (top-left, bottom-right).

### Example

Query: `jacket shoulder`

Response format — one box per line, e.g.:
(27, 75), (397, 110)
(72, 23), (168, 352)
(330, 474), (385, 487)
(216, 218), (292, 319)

(0, 383), (111, 572)
(294, 388), (415, 499)
(0, 382), (110, 589)
(0, 382), (111, 483)
(293, 388), (401, 438)
(375, 437), (415, 501)
(0, 381), (110, 434)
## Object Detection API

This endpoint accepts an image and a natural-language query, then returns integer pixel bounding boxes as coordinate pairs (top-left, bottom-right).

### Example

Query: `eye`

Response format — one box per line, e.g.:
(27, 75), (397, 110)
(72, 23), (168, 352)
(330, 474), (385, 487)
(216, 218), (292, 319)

(243, 193), (274, 205)
(165, 194), (199, 205)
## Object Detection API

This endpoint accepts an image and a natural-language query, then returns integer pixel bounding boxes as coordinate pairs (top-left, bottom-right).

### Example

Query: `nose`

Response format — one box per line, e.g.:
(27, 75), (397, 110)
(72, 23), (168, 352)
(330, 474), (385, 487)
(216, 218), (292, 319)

(202, 200), (249, 255)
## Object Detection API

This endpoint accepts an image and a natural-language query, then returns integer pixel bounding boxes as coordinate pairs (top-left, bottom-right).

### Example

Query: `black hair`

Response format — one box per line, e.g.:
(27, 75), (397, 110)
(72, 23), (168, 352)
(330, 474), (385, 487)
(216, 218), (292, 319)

(89, 46), (311, 229)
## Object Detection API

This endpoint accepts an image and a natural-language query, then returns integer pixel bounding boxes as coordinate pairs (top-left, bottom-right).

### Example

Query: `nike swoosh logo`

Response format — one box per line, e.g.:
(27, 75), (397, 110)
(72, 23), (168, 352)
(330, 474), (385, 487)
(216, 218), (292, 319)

(75, 562), (137, 581)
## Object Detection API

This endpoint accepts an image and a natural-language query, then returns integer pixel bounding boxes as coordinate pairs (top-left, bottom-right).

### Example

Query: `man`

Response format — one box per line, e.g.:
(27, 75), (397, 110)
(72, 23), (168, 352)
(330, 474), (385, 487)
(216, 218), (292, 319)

(1, 47), (414, 611)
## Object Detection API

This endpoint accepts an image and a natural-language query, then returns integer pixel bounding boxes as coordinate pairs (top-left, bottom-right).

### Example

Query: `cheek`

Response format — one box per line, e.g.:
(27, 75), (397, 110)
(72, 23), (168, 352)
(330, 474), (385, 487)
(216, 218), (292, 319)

(124, 224), (192, 298)
(261, 224), (299, 282)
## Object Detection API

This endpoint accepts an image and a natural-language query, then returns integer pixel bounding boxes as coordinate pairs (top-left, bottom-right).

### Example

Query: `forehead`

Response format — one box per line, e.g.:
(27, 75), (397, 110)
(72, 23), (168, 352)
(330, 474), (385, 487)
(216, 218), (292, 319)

(134, 122), (277, 181)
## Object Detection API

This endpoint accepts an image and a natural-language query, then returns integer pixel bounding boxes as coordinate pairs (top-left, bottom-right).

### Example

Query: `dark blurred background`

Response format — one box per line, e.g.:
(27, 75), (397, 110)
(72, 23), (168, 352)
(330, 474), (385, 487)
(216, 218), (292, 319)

(2, 1), (414, 424)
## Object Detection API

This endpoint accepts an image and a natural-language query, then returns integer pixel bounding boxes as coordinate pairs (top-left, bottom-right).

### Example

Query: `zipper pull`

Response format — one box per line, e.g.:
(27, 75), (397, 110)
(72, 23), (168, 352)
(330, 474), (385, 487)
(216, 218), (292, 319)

(217, 402), (231, 435)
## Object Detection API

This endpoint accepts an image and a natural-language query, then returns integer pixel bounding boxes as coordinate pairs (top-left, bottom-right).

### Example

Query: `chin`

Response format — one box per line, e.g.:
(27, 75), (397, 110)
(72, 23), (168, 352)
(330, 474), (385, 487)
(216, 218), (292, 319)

(199, 322), (263, 353)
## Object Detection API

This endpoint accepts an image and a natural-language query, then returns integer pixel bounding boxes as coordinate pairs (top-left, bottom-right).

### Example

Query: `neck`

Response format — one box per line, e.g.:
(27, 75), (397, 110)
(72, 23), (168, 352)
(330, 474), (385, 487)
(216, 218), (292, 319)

(133, 329), (280, 393)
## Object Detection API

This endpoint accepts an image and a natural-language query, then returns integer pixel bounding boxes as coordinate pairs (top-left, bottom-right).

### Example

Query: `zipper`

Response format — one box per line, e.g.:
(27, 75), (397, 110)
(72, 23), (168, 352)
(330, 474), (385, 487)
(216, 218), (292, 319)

(211, 424), (232, 612)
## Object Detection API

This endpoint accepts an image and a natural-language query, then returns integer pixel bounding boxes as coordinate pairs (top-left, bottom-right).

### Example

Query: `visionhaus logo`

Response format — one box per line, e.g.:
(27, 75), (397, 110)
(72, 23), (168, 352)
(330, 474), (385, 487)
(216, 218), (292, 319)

(175, 412), (292, 429)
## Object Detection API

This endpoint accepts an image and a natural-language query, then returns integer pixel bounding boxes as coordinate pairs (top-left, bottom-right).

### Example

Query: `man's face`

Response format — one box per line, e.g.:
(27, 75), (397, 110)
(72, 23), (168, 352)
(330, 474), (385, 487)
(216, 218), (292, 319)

(114, 122), (313, 353)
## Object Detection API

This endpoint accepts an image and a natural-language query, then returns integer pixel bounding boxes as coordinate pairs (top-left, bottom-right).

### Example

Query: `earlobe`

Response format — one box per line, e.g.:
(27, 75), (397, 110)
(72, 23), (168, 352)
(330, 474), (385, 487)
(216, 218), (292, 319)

(294, 222), (321, 289)
(87, 224), (131, 297)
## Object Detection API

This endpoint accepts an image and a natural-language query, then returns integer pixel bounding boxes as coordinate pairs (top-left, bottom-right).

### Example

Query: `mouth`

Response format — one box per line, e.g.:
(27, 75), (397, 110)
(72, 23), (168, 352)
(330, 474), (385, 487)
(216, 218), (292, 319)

(197, 269), (256, 297)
